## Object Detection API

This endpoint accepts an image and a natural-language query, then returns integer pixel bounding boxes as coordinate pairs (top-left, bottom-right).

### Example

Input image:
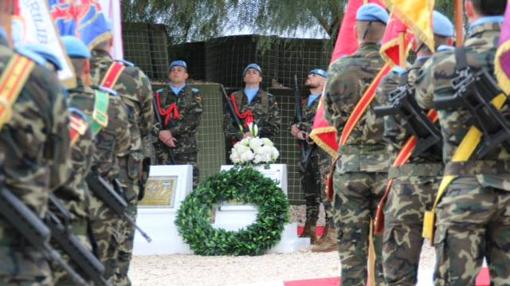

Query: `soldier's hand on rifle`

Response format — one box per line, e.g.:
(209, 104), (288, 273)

(159, 130), (177, 148)
(297, 131), (308, 141)
(290, 124), (301, 139)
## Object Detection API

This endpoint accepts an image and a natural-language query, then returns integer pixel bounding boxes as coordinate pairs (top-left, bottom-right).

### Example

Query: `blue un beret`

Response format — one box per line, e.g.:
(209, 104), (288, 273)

(309, 68), (328, 78)
(169, 60), (187, 70)
(356, 4), (389, 24)
(433, 11), (455, 38)
(23, 44), (63, 71)
(61, 36), (91, 59)
(243, 63), (262, 76)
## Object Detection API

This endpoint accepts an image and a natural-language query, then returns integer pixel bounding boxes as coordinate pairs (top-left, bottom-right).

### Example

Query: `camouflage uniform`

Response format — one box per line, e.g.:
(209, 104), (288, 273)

(0, 45), (71, 285)
(89, 49), (154, 286)
(87, 79), (131, 281)
(377, 59), (444, 285)
(415, 21), (510, 285)
(155, 85), (202, 188)
(52, 79), (97, 285)
(225, 89), (281, 143)
(325, 43), (390, 286)
(293, 97), (332, 228)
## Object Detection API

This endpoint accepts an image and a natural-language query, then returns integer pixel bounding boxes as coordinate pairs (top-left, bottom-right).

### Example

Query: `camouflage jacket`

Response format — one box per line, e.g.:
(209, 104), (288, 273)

(293, 95), (321, 134)
(155, 84), (203, 154)
(325, 43), (390, 173)
(415, 22), (510, 190)
(0, 45), (71, 218)
(224, 89), (281, 142)
(90, 50), (154, 185)
(377, 58), (443, 168)
(54, 80), (97, 218)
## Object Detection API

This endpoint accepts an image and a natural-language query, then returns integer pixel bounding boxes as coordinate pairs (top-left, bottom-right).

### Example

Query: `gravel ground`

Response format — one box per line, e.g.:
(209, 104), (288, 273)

(130, 205), (437, 286)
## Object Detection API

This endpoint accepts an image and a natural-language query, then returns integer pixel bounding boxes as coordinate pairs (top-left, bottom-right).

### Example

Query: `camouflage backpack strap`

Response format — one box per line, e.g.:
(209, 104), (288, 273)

(101, 61), (125, 89)
(0, 54), (36, 129)
(89, 87), (111, 136)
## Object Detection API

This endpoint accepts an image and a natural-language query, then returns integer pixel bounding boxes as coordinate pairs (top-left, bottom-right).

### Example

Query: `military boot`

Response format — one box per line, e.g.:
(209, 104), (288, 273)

(300, 222), (317, 244)
(311, 226), (337, 252)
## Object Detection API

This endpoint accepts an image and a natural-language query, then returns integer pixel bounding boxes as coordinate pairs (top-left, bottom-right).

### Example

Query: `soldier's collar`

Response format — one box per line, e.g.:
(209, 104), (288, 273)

(468, 16), (503, 37)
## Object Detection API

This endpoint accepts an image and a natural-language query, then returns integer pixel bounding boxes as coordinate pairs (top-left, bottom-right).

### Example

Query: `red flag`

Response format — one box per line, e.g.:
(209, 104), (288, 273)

(380, 14), (413, 67)
(311, 0), (385, 157)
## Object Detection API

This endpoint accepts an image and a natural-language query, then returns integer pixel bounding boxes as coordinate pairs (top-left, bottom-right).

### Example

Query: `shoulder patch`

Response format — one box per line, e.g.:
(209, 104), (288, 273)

(115, 59), (134, 67)
(15, 47), (46, 66)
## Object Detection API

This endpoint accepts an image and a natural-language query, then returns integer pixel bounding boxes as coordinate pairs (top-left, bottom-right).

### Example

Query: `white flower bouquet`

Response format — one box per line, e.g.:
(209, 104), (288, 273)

(230, 124), (279, 165)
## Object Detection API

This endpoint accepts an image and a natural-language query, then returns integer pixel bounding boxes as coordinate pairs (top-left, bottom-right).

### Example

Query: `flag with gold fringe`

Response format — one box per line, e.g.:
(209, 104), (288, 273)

(311, 0), (385, 157)
(495, 1), (510, 94)
(380, 14), (413, 67)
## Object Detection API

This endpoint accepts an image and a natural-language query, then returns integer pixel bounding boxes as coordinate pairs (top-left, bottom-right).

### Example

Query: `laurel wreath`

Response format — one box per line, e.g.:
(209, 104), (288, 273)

(175, 166), (289, 256)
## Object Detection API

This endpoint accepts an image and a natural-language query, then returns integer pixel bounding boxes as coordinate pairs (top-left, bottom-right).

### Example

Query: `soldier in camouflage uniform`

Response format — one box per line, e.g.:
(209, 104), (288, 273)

(89, 35), (154, 286)
(415, 1), (510, 284)
(155, 60), (202, 188)
(291, 69), (334, 250)
(324, 4), (389, 285)
(0, 21), (71, 285)
(86, 37), (132, 282)
(224, 63), (281, 146)
(377, 12), (454, 285)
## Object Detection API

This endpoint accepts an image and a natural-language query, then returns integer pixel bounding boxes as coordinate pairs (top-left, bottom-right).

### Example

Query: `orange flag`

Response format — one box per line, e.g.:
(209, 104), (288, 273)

(384, 0), (435, 52)
(311, 0), (385, 157)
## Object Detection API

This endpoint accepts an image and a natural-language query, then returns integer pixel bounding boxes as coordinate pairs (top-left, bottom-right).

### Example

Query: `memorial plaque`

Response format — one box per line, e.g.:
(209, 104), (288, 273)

(139, 176), (178, 207)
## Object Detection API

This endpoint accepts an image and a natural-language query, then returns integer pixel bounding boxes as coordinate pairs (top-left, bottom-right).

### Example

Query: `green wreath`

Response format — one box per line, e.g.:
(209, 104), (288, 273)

(175, 166), (289, 256)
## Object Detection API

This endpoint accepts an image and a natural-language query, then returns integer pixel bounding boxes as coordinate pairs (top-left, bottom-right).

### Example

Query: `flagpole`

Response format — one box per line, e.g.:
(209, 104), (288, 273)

(455, 0), (464, 47)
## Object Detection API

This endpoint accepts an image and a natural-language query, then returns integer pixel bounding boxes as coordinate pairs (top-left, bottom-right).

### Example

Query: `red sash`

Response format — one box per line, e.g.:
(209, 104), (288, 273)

(230, 94), (254, 127)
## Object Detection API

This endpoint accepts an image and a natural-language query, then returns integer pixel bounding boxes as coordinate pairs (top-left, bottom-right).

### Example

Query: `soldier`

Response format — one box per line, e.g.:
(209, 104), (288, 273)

(290, 69), (335, 251)
(324, 4), (389, 285)
(224, 63), (281, 145)
(377, 11), (454, 285)
(89, 29), (153, 285)
(155, 60), (202, 188)
(0, 11), (71, 285)
(415, 0), (510, 284)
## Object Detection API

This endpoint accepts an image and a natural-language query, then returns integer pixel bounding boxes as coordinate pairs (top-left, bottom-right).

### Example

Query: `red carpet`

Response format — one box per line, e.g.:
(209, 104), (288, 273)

(284, 268), (491, 286)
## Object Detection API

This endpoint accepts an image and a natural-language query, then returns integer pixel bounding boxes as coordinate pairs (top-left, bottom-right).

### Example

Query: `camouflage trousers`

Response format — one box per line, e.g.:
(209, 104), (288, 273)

(115, 188), (139, 286)
(382, 172), (441, 285)
(434, 176), (510, 286)
(301, 150), (333, 227)
(157, 149), (199, 189)
(89, 196), (124, 283)
(332, 171), (387, 286)
(0, 237), (52, 286)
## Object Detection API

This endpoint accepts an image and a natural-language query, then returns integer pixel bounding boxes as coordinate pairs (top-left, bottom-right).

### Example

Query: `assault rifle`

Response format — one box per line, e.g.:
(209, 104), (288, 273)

(47, 194), (111, 286)
(433, 67), (510, 158)
(0, 187), (87, 286)
(86, 173), (152, 243)
(221, 84), (248, 136)
(153, 90), (175, 164)
(293, 75), (315, 171)
(374, 84), (442, 157)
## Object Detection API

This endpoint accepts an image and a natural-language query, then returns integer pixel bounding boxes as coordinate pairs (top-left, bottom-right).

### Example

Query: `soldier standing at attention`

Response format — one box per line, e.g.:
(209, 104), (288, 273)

(415, 0), (510, 284)
(290, 69), (335, 251)
(324, 4), (389, 285)
(0, 4), (71, 284)
(155, 60), (202, 188)
(224, 63), (281, 145)
(377, 11), (454, 285)
(89, 29), (154, 285)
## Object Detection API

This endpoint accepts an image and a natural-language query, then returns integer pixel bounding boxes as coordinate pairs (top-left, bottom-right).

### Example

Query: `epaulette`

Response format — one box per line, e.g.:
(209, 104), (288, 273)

(115, 59), (134, 67)
(14, 47), (46, 66)
(98, 86), (118, 96)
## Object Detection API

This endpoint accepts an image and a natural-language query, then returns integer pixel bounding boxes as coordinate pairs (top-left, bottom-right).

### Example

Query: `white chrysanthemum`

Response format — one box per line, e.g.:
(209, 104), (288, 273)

(249, 137), (263, 150)
(240, 138), (250, 146)
(230, 151), (241, 163)
(270, 148), (280, 161)
(240, 150), (254, 162)
(261, 138), (274, 147)
(253, 154), (263, 164)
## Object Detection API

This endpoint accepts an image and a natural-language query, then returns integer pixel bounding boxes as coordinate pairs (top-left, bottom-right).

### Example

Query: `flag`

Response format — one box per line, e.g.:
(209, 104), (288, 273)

(380, 14), (413, 67)
(384, 0), (435, 52)
(49, 0), (112, 50)
(311, 0), (385, 157)
(495, 1), (510, 94)
(13, 0), (75, 86)
(99, 0), (123, 59)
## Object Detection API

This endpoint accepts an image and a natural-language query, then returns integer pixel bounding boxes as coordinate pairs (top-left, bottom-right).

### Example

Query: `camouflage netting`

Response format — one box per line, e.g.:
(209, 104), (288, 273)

(123, 23), (332, 204)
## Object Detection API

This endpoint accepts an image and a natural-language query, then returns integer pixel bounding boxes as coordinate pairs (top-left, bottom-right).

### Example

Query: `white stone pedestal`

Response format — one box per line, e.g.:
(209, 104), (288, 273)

(216, 164), (310, 253)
